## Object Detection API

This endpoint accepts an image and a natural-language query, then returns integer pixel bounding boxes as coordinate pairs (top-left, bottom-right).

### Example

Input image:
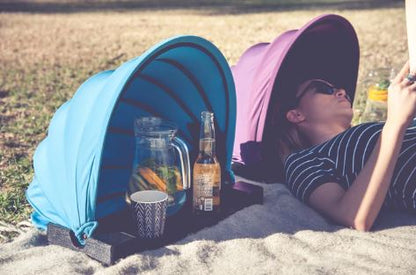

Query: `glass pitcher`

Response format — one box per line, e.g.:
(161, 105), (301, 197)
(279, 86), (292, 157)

(128, 117), (191, 216)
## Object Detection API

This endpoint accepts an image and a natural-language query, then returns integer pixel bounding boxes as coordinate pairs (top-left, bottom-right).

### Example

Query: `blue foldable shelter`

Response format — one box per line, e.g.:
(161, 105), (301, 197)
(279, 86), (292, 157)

(26, 36), (236, 245)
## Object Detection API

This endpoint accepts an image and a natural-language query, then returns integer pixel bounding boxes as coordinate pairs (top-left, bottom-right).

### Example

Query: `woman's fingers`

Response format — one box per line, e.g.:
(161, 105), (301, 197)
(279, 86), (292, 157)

(410, 81), (416, 90)
(402, 75), (416, 87)
(394, 60), (410, 83)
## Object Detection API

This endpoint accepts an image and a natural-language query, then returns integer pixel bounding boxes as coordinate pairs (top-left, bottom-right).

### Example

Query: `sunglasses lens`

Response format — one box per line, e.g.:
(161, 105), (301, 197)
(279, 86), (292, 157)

(313, 82), (334, 95)
(295, 80), (351, 106)
(318, 83), (351, 102)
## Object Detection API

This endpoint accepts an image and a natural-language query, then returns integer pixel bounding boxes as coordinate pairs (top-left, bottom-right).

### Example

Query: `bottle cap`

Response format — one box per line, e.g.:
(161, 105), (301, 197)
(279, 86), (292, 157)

(368, 86), (388, 102)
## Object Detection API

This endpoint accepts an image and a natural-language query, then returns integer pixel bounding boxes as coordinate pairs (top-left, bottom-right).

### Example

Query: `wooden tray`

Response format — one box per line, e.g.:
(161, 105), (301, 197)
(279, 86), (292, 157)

(47, 181), (263, 265)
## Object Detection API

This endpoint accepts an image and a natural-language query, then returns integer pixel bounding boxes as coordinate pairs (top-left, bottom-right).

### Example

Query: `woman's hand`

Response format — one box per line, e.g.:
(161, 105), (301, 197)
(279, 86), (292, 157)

(387, 61), (416, 128)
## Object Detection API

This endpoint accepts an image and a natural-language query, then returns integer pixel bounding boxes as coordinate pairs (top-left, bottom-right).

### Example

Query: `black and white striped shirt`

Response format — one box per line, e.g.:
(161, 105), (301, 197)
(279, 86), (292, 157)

(284, 121), (416, 211)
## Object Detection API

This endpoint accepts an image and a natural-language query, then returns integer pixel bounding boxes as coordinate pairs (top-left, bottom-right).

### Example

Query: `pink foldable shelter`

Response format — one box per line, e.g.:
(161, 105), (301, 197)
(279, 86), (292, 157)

(231, 14), (360, 181)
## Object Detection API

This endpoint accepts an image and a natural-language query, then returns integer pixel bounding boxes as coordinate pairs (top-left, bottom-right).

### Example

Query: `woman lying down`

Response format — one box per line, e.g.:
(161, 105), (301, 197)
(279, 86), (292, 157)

(274, 62), (416, 231)
(231, 14), (416, 232)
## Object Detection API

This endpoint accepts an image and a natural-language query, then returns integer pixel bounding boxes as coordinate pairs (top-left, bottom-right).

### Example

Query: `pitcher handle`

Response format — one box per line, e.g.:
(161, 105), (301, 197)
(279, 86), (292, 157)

(172, 137), (191, 189)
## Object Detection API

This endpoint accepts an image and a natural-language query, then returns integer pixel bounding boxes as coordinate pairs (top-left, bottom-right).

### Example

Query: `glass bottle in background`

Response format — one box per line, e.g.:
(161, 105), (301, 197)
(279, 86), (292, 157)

(360, 68), (396, 123)
(192, 111), (221, 216)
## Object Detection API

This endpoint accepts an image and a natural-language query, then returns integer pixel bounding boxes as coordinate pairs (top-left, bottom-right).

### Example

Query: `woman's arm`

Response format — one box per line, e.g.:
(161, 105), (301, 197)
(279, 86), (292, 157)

(309, 122), (405, 231)
(309, 61), (416, 231)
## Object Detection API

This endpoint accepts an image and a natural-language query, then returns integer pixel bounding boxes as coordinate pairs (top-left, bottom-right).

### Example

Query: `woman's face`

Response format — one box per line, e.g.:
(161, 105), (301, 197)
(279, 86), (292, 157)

(290, 79), (353, 125)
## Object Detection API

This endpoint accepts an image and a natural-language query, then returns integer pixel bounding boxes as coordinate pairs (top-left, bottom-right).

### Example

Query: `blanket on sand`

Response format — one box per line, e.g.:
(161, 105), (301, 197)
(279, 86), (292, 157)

(1, 177), (416, 274)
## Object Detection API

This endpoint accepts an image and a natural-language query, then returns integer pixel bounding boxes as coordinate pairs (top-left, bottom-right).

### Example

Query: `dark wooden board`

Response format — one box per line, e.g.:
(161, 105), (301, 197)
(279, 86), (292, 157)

(47, 181), (263, 265)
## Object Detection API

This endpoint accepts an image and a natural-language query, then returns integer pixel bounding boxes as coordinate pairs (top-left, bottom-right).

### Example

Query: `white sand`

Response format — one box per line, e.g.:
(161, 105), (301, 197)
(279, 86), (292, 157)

(1, 177), (416, 274)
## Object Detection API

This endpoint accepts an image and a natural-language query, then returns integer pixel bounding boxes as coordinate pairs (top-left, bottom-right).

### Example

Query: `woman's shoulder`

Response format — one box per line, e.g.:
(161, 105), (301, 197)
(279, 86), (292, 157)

(284, 122), (384, 166)
(340, 122), (384, 139)
(284, 146), (323, 168)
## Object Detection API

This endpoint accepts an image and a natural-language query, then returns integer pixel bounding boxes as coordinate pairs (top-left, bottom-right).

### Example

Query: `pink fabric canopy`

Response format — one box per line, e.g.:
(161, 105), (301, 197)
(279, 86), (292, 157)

(231, 14), (359, 176)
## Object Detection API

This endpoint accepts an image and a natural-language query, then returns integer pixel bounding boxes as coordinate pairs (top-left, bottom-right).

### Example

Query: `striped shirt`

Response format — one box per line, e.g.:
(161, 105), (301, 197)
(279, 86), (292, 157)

(284, 121), (416, 211)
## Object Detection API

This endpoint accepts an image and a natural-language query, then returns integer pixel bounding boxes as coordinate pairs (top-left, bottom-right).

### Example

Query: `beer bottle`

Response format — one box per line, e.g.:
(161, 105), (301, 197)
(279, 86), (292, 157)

(192, 111), (221, 215)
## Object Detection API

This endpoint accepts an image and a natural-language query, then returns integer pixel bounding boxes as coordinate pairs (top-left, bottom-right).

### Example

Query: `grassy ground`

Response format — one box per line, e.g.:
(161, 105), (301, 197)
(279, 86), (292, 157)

(0, 0), (407, 238)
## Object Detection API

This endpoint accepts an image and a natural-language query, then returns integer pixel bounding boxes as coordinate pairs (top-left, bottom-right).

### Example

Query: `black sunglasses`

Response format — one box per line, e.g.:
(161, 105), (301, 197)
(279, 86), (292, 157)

(293, 80), (351, 107)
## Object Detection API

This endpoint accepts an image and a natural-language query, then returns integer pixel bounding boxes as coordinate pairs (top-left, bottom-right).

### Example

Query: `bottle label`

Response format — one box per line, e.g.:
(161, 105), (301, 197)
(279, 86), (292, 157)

(193, 163), (221, 212)
(193, 171), (219, 212)
(204, 198), (213, 211)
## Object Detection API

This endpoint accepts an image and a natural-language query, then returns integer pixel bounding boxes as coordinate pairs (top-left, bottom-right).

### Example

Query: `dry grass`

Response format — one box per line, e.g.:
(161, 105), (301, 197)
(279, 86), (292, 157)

(0, 1), (407, 230)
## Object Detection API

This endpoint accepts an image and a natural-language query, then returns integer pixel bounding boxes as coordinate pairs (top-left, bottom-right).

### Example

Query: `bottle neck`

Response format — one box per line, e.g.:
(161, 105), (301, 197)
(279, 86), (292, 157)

(199, 138), (216, 157)
(199, 112), (216, 157)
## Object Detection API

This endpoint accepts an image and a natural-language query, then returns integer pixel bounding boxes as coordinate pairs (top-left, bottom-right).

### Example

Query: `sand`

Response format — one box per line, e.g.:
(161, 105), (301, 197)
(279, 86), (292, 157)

(1, 176), (416, 274)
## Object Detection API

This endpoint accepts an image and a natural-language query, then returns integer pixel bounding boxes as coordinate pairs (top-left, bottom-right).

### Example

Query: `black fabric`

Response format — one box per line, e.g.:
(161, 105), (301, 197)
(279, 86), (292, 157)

(231, 161), (283, 183)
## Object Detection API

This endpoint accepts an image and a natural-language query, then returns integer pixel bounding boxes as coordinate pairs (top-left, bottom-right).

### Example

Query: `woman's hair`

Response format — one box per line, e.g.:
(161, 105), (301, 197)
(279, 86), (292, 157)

(273, 110), (309, 160)
(262, 85), (311, 182)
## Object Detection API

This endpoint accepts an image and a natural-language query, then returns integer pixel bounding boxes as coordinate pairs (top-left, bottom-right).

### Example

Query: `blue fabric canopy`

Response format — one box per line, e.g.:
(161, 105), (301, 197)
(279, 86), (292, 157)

(26, 35), (236, 245)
